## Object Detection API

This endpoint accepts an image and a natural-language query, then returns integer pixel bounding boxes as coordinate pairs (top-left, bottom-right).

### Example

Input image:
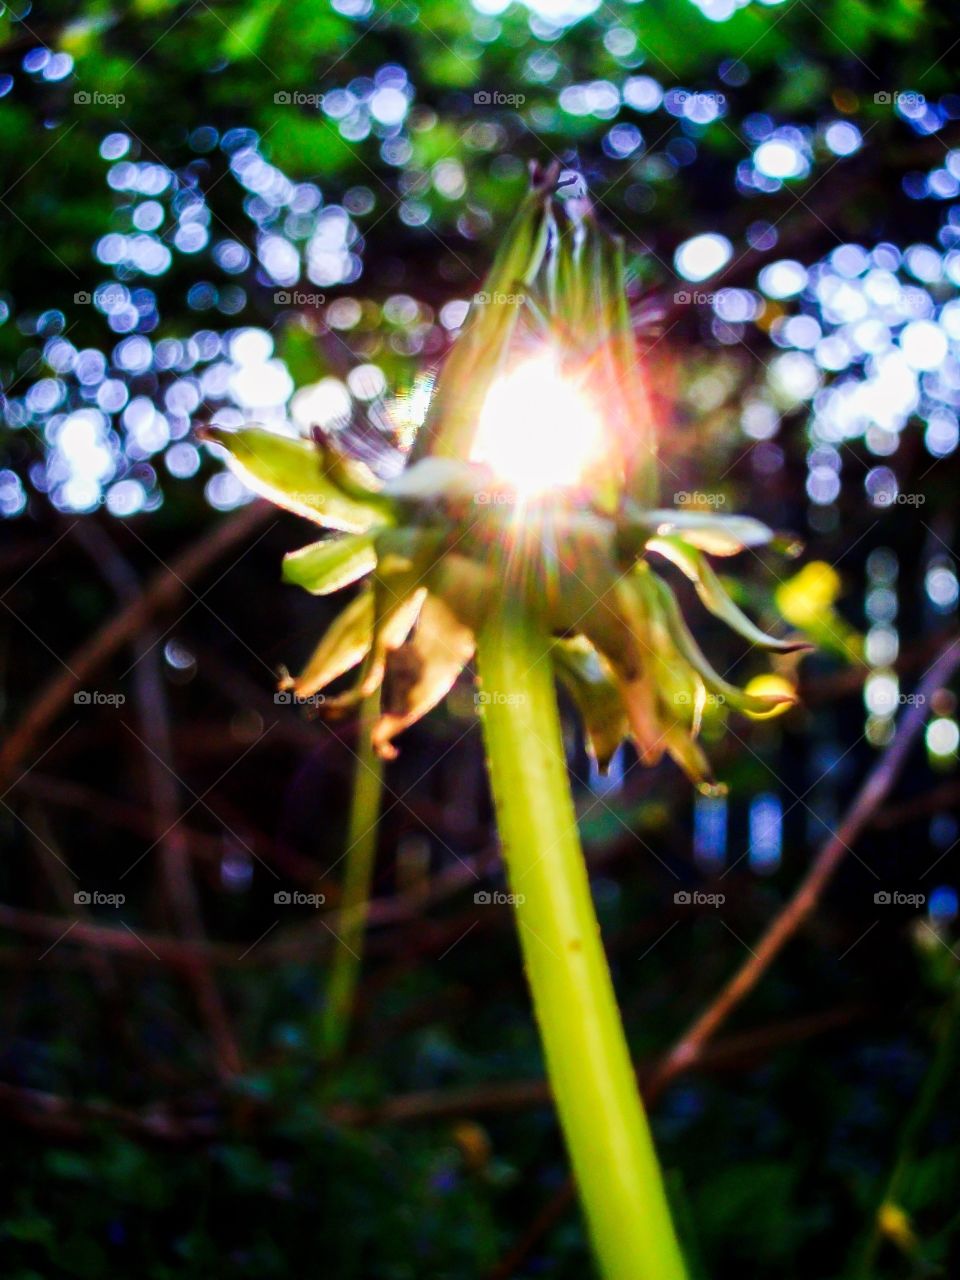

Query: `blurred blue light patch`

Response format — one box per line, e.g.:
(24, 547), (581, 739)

(694, 792), (727, 869)
(929, 886), (958, 922)
(824, 120), (861, 156)
(587, 744), (625, 796)
(748, 792), (782, 874)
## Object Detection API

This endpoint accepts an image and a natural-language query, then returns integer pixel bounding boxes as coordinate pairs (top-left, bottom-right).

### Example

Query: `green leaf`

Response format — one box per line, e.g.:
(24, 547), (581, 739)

(282, 533), (377, 596)
(202, 426), (393, 532)
(647, 535), (811, 652)
(373, 594), (476, 758)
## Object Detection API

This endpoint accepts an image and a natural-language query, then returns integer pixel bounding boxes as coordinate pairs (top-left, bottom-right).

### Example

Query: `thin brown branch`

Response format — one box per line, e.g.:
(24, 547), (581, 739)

(873, 777), (960, 829)
(22, 800), (118, 994)
(18, 772), (225, 860)
(13, 609), (952, 1003)
(653, 637), (960, 1085)
(0, 1005), (861, 1147)
(335, 1004), (863, 1126)
(71, 518), (243, 1081)
(0, 1081), (219, 1144)
(0, 501), (271, 791)
(0, 904), (222, 966)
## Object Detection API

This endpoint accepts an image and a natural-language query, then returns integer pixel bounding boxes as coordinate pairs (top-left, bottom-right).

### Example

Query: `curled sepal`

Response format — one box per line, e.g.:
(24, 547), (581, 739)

(282, 533), (376, 596)
(327, 527), (444, 710)
(657, 721), (719, 794)
(373, 595), (476, 760)
(651, 573), (797, 718)
(201, 426), (393, 532)
(552, 637), (628, 773)
(628, 571), (706, 739)
(288, 587), (374, 699)
(647, 535), (812, 653)
(619, 504), (775, 558)
(578, 576), (663, 764)
(598, 572), (718, 787)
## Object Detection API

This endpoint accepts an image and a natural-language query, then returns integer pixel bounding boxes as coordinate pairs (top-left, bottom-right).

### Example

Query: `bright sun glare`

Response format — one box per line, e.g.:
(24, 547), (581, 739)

(470, 350), (607, 497)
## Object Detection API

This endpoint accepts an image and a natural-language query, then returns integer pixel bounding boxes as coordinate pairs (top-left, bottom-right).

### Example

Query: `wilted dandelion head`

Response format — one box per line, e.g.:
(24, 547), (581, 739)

(204, 168), (811, 790)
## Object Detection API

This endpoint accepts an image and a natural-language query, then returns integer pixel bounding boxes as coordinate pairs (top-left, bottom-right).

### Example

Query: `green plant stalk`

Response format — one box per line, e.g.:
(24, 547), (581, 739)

(476, 599), (688, 1280)
(318, 692), (383, 1061)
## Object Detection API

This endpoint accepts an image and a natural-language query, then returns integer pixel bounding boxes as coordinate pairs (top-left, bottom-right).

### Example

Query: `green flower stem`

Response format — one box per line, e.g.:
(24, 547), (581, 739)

(319, 692), (383, 1061)
(476, 600), (688, 1280)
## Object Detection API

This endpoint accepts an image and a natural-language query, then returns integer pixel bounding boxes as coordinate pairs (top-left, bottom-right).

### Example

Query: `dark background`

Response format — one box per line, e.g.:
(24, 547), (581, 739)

(1, 0), (959, 1275)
